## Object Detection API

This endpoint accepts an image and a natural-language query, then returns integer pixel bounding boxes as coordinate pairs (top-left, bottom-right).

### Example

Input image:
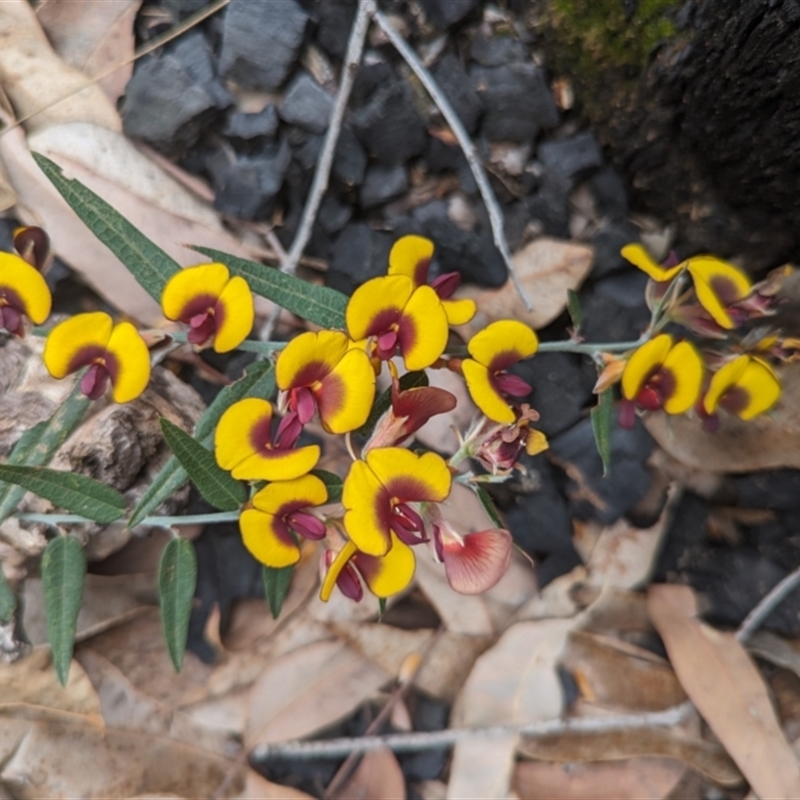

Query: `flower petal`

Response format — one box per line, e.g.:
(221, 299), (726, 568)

(621, 244), (683, 282)
(365, 448), (451, 504)
(398, 285), (449, 370)
(276, 330), (349, 391)
(0, 252), (52, 324)
(213, 275), (254, 353)
(104, 322), (151, 403)
(319, 347), (376, 433)
(215, 398), (273, 471)
(343, 459), (391, 556)
(43, 311), (113, 379)
(462, 358), (515, 423)
(704, 355), (780, 419)
(703, 355), (749, 415)
(320, 541), (359, 602)
(660, 340), (704, 414)
(354, 533), (416, 598)
(442, 297), (477, 326)
(388, 235), (434, 286)
(251, 473), (328, 515)
(232, 444), (320, 482)
(346, 275), (413, 341)
(161, 263), (229, 321)
(466, 320), (538, 370)
(442, 528), (512, 594)
(688, 257), (752, 329)
(621, 334), (673, 401)
(240, 508), (300, 568)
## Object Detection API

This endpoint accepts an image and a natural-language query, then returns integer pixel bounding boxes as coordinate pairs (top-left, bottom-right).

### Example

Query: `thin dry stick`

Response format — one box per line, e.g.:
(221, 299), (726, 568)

(371, 9), (532, 311)
(737, 562), (800, 643)
(252, 702), (692, 761)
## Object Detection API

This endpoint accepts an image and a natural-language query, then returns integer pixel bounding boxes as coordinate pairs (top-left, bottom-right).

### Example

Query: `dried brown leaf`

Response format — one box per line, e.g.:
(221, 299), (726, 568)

(648, 584), (800, 798)
(237, 769), (315, 800)
(334, 747), (406, 800)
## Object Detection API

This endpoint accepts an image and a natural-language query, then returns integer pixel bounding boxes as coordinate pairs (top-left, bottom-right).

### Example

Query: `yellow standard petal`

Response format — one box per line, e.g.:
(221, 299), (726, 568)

(343, 459), (392, 557)
(233, 445), (321, 482)
(251, 473), (328, 515)
(687, 256), (752, 330)
(621, 334), (673, 401)
(355, 534), (416, 598)
(733, 358), (781, 420)
(43, 311), (113, 379)
(365, 448), (451, 503)
(104, 322), (151, 403)
(0, 252), (52, 324)
(161, 263), (230, 321)
(621, 244), (683, 282)
(346, 275), (413, 341)
(215, 398), (273, 472)
(388, 235), (435, 285)
(462, 359), (515, 423)
(239, 508), (300, 568)
(319, 347), (376, 433)
(276, 330), (350, 391)
(398, 285), (449, 370)
(442, 297), (477, 326)
(467, 320), (538, 370)
(703, 355), (749, 415)
(660, 340), (704, 415)
(214, 275), (254, 353)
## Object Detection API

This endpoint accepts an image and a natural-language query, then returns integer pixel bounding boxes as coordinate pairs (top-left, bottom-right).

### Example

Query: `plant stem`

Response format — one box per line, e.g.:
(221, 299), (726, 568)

(537, 339), (643, 355)
(15, 510), (239, 528)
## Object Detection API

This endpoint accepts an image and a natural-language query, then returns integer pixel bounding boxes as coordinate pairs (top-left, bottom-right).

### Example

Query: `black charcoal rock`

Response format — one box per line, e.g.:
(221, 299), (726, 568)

(315, 0), (357, 58)
(579, 271), (650, 343)
(169, 31), (233, 109)
(280, 72), (333, 133)
(317, 191), (352, 234)
(431, 54), (482, 134)
(426, 136), (467, 172)
(590, 221), (641, 279)
(351, 80), (427, 165)
(470, 33), (528, 66)
(162, 0), (210, 21)
(733, 470), (800, 511)
(359, 163), (409, 209)
(538, 131), (603, 183)
(206, 140), (291, 219)
(419, 0), (478, 28)
(328, 223), (392, 295)
(471, 63), (559, 143)
(219, 0), (308, 91)
(332, 124), (368, 186)
(223, 105), (279, 141)
(590, 167), (629, 220)
(525, 173), (571, 238)
(551, 415), (654, 525)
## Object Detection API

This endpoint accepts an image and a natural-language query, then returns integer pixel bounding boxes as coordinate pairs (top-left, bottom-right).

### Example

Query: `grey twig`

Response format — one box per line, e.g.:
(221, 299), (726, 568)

(252, 703), (692, 761)
(737, 563), (800, 643)
(371, 9), (532, 311)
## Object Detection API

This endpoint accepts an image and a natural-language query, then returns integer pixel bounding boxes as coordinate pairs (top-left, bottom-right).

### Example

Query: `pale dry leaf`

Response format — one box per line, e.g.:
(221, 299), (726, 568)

(747, 630), (800, 682)
(454, 238), (594, 338)
(515, 565), (587, 621)
(335, 747), (406, 800)
(518, 726), (742, 786)
(644, 363), (800, 471)
(0, 156), (16, 211)
(0, 0), (120, 134)
(446, 736), (518, 800)
(246, 639), (390, 748)
(413, 366), (476, 454)
(560, 629), (686, 711)
(647, 583), (800, 798)
(513, 758), (685, 800)
(0, 646), (103, 723)
(36, 0), (141, 104)
(237, 769), (315, 800)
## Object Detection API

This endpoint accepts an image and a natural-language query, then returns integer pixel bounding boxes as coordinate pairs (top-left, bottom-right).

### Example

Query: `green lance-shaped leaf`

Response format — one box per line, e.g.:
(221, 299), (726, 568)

(311, 469), (343, 504)
(0, 383), (90, 524)
(356, 370), (429, 439)
(42, 536), (86, 686)
(591, 388), (614, 477)
(32, 153), (180, 302)
(0, 464), (126, 523)
(159, 538), (197, 672)
(192, 246), (348, 330)
(0, 569), (17, 625)
(129, 361), (276, 527)
(262, 564), (294, 620)
(474, 485), (505, 529)
(566, 289), (583, 332)
(160, 418), (246, 511)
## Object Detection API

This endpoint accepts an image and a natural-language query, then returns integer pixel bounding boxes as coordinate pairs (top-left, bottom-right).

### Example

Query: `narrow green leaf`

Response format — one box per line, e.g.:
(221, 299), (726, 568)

(160, 418), (245, 511)
(262, 565), (294, 619)
(356, 370), (429, 438)
(566, 289), (583, 332)
(311, 469), (343, 503)
(0, 384), (90, 524)
(32, 153), (180, 302)
(129, 362), (276, 527)
(378, 598), (387, 618)
(474, 485), (505, 529)
(0, 569), (16, 624)
(159, 538), (197, 672)
(42, 537), (86, 686)
(591, 388), (614, 477)
(192, 246), (348, 330)
(0, 464), (125, 523)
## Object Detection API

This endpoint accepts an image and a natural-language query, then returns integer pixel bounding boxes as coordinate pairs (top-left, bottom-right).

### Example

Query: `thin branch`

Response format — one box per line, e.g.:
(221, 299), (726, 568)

(371, 9), (532, 311)
(252, 703), (692, 761)
(737, 563), (800, 643)
(14, 510), (239, 528)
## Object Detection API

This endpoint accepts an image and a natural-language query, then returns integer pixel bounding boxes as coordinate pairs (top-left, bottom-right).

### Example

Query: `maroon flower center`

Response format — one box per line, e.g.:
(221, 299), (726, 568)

(375, 329), (399, 360)
(492, 371), (532, 398)
(389, 501), (427, 545)
(719, 386), (750, 416)
(80, 362), (112, 400)
(635, 367), (676, 411)
(180, 294), (224, 346)
(290, 386), (318, 425)
(286, 511), (326, 540)
(710, 276), (743, 305)
(250, 412), (302, 455)
(431, 271), (460, 299)
(0, 288), (28, 336)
